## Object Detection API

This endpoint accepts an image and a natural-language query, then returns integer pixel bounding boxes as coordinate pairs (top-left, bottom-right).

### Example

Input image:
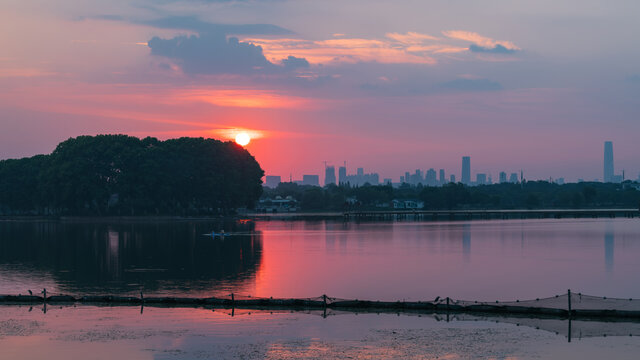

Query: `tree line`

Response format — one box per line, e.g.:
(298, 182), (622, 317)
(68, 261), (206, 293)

(0, 135), (264, 216)
(263, 181), (640, 211)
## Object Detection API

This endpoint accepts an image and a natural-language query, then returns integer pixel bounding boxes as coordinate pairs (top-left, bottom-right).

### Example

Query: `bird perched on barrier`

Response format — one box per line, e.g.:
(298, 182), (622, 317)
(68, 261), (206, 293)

(28, 290), (33, 296)
(434, 296), (440, 303)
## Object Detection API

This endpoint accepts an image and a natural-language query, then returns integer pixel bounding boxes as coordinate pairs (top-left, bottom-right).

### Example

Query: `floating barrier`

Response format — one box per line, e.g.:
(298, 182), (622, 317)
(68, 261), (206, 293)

(2, 290), (640, 320)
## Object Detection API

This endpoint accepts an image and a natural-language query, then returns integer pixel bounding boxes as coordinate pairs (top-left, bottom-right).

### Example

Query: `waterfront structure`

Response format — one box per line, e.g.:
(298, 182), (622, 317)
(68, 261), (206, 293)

(391, 199), (425, 209)
(256, 196), (298, 212)
(604, 141), (614, 182)
(462, 156), (471, 185)
(325, 166), (336, 186)
(264, 175), (281, 188)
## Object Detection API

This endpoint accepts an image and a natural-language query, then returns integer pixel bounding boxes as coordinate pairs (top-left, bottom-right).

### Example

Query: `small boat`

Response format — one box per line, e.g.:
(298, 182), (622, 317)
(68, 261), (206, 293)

(202, 230), (254, 238)
(203, 230), (230, 238)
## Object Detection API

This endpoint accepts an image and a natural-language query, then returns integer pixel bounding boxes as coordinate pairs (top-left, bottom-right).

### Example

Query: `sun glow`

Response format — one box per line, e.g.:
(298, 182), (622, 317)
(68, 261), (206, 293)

(235, 132), (251, 146)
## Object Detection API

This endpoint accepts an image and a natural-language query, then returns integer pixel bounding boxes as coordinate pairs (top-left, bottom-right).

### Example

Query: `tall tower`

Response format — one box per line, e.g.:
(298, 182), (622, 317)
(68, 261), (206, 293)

(604, 141), (614, 183)
(461, 156), (471, 185)
(324, 166), (336, 186)
(338, 165), (347, 185)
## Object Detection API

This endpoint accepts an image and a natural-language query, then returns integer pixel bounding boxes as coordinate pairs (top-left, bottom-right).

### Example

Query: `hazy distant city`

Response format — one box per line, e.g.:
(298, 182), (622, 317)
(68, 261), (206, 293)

(265, 141), (633, 188)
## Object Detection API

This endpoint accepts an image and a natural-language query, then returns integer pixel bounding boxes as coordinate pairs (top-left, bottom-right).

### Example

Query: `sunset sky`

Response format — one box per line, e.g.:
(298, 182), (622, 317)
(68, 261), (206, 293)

(1, 0), (639, 182)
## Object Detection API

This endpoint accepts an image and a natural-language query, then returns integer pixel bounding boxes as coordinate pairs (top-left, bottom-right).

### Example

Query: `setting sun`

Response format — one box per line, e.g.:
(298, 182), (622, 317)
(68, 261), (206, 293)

(235, 132), (251, 146)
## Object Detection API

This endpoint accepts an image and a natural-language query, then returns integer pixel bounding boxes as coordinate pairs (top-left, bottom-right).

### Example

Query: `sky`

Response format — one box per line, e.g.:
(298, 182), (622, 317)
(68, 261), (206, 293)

(1, 0), (639, 182)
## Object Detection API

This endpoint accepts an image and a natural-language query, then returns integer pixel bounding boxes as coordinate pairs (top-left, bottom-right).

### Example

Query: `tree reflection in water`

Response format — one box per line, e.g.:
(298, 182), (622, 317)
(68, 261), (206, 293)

(0, 220), (262, 296)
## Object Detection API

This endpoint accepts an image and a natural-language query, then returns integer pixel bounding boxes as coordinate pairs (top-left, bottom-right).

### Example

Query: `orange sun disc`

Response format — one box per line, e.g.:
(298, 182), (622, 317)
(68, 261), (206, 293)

(235, 133), (251, 146)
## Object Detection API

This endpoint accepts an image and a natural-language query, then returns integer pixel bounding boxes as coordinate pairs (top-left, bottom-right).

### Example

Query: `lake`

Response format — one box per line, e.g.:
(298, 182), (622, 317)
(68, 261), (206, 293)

(1, 217), (638, 301)
(2, 217), (640, 359)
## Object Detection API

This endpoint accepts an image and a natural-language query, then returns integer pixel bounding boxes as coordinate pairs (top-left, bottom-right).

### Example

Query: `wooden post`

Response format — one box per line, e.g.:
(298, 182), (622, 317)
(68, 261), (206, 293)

(43, 288), (46, 302)
(446, 297), (450, 311)
(231, 293), (235, 305)
(323, 294), (327, 308)
(567, 289), (572, 317)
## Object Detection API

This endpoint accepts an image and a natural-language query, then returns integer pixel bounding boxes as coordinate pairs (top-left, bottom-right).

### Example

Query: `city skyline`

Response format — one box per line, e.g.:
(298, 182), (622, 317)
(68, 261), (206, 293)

(264, 141), (636, 187)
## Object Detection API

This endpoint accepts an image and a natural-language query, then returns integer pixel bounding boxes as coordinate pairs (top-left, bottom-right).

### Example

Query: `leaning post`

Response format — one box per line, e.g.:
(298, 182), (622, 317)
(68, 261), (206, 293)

(567, 289), (572, 317)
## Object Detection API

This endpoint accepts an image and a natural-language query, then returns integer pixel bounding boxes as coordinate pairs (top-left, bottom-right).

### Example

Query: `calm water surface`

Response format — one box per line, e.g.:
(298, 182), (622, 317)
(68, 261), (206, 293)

(1, 218), (639, 301)
(2, 305), (640, 360)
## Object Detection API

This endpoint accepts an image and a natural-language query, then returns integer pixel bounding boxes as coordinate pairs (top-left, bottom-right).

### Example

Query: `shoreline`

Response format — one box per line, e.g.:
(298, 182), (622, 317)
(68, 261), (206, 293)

(0, 208), (639, 222)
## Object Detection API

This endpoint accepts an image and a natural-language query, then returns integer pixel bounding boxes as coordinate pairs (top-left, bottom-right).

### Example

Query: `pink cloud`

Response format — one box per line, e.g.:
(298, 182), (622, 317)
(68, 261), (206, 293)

(442, 30), (520, 50)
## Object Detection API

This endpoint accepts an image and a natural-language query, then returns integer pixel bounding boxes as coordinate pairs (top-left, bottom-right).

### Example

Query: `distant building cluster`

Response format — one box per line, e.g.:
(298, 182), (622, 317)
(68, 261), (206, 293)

(262, 141), (633, 188)
(398, 156), (520, 187)
(336, 166), (379, 186)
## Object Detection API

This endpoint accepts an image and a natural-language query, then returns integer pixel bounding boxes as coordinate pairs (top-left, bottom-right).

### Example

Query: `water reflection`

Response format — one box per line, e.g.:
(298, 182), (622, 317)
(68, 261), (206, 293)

(0, 220), (262, 296)
(462, 223), (471, 262)
(324, 222), (349, 255)
(2, 218), (640, 300)
(2, 305), (640, 360)
(605, 221), (614, 273)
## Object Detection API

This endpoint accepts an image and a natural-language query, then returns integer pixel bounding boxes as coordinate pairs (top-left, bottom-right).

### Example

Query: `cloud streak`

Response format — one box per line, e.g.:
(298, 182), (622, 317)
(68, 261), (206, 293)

(240, 31), (465, 66)
(142, 16), (293, 36)
(443, 30), (520, 51)
(469, 44), (517, 54)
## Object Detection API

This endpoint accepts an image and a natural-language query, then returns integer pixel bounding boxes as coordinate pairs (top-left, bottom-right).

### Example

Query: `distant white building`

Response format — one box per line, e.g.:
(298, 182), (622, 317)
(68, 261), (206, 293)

(345, 196), (359, 205)
(256, 196), (298, 212)
(392, 199), (424, 209)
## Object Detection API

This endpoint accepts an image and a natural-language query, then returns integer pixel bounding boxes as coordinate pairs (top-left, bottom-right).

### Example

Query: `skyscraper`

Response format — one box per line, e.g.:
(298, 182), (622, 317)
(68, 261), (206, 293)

(476, 173), (487, 185)
(499, 171), (507, 184)
(265, 175), (281, 188)
(425, 168), (437, 186)
(338, 166), (347, 185)
(604, 141), (614, 183)
(439, 169), (445, 185)
(302, 175), (320, 186)
(324, 166), (336, 186)
(461, 156), (471, 185)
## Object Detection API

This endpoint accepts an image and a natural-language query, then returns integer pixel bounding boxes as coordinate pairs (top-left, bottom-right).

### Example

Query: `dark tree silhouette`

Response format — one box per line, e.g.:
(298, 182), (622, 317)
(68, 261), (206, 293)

(0, 135), (263, 215)
(262, 180), (640, 211)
